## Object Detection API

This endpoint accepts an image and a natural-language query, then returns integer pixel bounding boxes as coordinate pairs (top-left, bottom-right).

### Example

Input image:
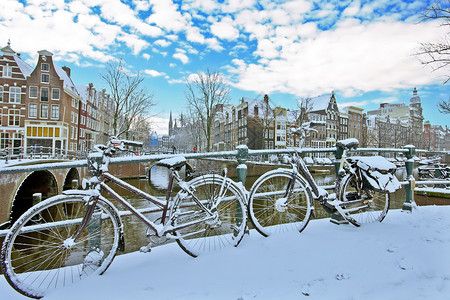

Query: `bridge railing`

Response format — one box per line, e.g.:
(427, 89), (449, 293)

(0, 144), (449, 215)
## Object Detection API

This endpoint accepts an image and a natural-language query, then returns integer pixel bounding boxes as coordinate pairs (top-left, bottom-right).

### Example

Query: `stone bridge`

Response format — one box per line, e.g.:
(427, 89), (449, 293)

(0, 160), (150, 226)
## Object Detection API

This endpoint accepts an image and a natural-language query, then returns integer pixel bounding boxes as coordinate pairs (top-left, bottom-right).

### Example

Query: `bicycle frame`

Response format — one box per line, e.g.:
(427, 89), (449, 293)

(70, 152), (218, 245)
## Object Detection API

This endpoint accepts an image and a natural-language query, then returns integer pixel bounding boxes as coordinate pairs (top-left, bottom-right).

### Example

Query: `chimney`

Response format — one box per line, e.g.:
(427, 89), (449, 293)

(62, 66), (71, 77)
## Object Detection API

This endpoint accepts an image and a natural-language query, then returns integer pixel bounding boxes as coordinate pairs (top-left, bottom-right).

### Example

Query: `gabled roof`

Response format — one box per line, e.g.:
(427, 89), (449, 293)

(76, 85), (90, 104)
(241, 97), (273, 117)
(310, 93), (332, 112)
(14, 55), (33, 77)
(54, 63), (79, 96)
(1, 42), (33, 77)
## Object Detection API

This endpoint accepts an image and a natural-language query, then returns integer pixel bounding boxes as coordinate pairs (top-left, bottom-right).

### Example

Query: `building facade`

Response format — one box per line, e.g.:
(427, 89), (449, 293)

(0, 42), (33, 154)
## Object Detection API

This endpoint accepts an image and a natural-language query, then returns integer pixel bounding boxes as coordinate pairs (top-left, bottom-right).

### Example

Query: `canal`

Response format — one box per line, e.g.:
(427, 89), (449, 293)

(109, 165), (449, 255)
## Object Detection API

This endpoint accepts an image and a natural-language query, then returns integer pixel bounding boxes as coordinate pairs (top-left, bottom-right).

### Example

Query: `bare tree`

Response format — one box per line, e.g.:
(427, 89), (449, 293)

(185, 69), (230, 152)
(100, 60), (155, 138)
(417, 1), (450, 113)
(129, 115), (152, 145)
(296, 97), (313, 126)
(438, 96), (450, 113)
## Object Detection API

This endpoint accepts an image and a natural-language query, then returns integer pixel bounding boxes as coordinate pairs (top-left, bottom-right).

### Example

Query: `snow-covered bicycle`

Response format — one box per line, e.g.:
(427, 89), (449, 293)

(248, 123), (401, 237)
(1, 137), (247, 299)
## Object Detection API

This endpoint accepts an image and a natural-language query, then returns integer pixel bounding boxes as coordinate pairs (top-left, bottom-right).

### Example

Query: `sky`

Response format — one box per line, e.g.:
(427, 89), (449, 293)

(1, 0), (449, 134)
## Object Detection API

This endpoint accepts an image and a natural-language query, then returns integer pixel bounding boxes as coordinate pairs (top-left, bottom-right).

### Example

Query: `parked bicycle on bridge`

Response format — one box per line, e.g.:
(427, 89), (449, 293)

(248, 122), (402, 237)
(1, 137), (247, 299)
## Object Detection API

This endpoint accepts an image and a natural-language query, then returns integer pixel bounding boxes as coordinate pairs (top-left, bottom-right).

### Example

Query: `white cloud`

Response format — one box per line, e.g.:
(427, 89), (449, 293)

(144, 69), (165, 77)
(338, 101), (369, 108)
(370, 97), (400, 104)
(148, 116), (169, 135)
(173, 49), (189, 64)
(342, 1), (360, 17)
(154, 39), (171, 47)
(147, 0), (187, 32)
(223, 0), (256, 13)
(228, 20), (448, 98)
(210, 16), (240, 40)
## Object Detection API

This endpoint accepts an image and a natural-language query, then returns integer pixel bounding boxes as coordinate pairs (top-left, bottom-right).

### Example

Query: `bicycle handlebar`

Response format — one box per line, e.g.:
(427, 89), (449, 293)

(109, 137), (143, 148)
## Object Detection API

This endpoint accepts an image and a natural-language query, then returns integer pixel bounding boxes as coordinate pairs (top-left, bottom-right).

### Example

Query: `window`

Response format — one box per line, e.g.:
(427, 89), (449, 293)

(29, 86), (38, 98)
(51, 105), (59, 119)
(3, 65), (12, 78)
(40, 104), (48, 119)
(41, 73), (49, 83)
(9, 109), (20, 126)
(0, 86), (3, 102)
(41, 87), (49, 101)
(41, 63), (49, 72)
(1, 133), (9, 148)
(52, 88), (60, 100)
(29, 103), (37, 118)
(9, 87), (21, 103)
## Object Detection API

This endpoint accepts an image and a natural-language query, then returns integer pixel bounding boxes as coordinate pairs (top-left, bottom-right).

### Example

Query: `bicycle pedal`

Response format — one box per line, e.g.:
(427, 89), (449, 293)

(139, 245), (152, 253)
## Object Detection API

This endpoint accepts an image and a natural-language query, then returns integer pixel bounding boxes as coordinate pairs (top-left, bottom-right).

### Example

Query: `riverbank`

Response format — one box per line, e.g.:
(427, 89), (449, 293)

(1, 205), (449, 300)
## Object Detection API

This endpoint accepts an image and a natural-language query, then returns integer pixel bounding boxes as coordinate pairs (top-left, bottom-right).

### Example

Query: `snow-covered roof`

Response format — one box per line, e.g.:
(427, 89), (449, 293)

(286, 110), (299, 123)
(13, 54), (33, 77)
(241, 97), (273, 117)
(1, 42), (33, 77)
(310, 93), (332, 112)
(54, 63), (79, 96)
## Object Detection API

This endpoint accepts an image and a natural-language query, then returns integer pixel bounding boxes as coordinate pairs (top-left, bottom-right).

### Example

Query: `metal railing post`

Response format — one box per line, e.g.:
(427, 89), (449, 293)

(334, 142), (344, 177)
(236, 145), (248, 185)
(32, 193), (42, 206)
(402, 145), (416, 212)
(331, 143), (348, 224)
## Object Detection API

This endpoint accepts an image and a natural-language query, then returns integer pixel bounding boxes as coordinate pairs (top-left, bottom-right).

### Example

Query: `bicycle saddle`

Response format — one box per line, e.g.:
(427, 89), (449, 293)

(156, 156), (187, 170)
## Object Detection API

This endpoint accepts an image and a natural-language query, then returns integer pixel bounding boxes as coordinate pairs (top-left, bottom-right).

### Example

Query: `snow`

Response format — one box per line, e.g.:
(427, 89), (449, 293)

(2, 206), (450, 300)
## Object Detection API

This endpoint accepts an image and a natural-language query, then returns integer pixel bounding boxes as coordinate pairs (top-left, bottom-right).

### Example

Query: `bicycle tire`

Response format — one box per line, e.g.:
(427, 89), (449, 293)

(1, 194), (122, 299)
(248, 169), (313, 237)
(338, 173), (390, 226)
(173, 174), (247, 257)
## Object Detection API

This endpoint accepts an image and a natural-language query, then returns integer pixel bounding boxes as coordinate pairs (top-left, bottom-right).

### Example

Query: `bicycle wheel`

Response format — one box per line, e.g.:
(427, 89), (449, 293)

(338, 173), (390, 226)
(1, 194), (122, 299)
(173, 174), (247, 257)
(248, 169), (313, 237)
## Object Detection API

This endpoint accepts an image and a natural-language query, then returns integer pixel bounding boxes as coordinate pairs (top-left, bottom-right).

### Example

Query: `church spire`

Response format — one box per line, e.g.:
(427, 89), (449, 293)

(169, 111), (173, 136)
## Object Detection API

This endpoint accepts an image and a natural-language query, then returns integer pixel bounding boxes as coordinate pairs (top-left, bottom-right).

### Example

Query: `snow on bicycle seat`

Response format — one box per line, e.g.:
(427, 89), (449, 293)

(156, 156), (187, 170)
(348, 156), (397, 174)
(335, 138), (359, 150)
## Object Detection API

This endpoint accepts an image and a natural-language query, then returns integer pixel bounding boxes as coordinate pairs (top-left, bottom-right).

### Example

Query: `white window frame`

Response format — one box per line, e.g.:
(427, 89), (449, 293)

(41, 63), (49, 72)
(41, 73), (49, 83)
(29, 86), (38, 98)
(0, 86), (3, 102)
(40, 87), (49, 101)
(9, 87), (21, 104)
(29, 103), (38, 118)
(40, 104), (49, 119)
(3, 65), (12, 78)
(51, 88), (60, 100)
(51, 104), (59, 120)
(8, 109), (20, 126)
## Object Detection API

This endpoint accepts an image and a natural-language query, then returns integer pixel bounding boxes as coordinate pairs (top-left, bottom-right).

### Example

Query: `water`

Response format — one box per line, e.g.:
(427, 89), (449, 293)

(110, 165), (448, 255)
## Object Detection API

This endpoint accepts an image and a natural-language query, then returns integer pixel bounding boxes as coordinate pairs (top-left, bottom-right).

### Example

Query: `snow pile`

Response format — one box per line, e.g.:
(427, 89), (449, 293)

(1, 206), (449, 299)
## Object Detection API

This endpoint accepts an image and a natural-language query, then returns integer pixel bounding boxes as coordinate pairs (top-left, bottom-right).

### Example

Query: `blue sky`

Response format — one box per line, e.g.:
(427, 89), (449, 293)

(1, 0), (449, 134)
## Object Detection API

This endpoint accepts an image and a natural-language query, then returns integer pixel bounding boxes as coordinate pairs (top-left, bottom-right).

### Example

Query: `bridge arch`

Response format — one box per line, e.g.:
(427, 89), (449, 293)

(63, 168), (80, 190)
(9, 170), (58, 223)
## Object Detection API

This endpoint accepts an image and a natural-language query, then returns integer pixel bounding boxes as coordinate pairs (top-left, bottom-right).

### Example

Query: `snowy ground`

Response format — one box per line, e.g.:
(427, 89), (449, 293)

(1, 205), (450, 300)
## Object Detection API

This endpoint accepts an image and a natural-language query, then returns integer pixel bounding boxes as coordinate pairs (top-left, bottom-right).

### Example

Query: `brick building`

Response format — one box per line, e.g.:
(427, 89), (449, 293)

(0, 41), (33, 154)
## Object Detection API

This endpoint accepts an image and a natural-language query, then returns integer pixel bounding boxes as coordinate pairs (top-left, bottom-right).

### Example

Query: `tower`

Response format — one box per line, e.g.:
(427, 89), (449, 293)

(168, 111), (173, 136)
